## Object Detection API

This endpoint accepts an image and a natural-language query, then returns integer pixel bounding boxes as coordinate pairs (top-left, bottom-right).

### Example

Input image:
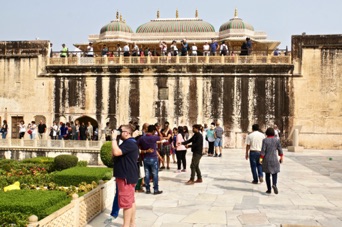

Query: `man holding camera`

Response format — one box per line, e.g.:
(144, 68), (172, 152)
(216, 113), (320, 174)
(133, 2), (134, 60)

(111, 125), (139, 227)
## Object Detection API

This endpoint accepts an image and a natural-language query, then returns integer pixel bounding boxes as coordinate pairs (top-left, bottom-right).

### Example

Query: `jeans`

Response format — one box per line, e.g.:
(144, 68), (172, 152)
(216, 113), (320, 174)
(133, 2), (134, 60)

(143, 157), (159, 192)
(249, 151), (263, 182)
(110, 183), (120, 218)
(190, 152), (202, 180)
(265, 173), (278, 191)
(176, 150), (186, 170)
(1, 132), (7, 139)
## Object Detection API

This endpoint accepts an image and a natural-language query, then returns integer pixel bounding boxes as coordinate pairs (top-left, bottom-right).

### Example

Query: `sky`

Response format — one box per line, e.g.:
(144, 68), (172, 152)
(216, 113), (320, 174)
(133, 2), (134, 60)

(1, 0), (341, 50)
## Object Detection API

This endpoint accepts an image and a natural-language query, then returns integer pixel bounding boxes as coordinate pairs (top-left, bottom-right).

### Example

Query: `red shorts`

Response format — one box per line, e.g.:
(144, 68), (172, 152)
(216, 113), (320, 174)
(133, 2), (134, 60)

(116, 178), (136, 209)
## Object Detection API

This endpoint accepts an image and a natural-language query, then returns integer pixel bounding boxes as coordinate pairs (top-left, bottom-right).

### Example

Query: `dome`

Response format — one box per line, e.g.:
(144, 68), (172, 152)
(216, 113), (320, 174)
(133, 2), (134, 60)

(136, 18), (215, 33)
(219, 18), (254, 32)
(100, 19), (133, 34)
(219, 9), (254, 32)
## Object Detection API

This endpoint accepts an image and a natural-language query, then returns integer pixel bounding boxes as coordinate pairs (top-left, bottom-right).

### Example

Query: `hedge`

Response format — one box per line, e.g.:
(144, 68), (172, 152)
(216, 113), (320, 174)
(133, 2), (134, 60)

(53, 167), (112, 186)
(100, 142), (114, 168)
(0, 211), (29, 227)
(0, 190), (70, 220)
(54, 155), (78, 170)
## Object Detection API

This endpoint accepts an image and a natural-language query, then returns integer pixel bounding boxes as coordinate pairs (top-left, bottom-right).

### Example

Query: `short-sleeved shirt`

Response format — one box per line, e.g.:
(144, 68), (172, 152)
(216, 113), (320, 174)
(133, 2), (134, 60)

(114, 138), (139, 184)
(161, 128), (172, 145)
(210, 42), (218, 53)
(137, 134), (160, 159)
(214, 126), (224, 138)
(246, 131), (265, 151)
(38, 123), (46, 133)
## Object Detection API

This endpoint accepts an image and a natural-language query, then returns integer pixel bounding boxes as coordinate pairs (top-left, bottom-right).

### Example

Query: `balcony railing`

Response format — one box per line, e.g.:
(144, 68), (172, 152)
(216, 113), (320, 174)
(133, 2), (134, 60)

(48, 54), (291, 66)
(0, 138), (102, 149)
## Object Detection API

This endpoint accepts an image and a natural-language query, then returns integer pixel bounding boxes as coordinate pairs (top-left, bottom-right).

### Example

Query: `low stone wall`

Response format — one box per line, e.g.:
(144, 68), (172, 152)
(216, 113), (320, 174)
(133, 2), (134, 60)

(27, 179), (114, 227)
(0, 139), (104, 165)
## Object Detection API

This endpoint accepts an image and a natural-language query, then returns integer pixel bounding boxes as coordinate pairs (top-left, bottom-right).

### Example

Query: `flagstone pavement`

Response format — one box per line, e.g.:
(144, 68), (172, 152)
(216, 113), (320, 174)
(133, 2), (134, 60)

(87, 149), (342, 227)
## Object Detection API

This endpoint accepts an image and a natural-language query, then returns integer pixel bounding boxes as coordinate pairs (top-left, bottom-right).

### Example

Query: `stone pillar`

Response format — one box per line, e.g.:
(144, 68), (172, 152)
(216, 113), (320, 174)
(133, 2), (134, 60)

(147, 55), (151, 64)
(221, 55), (224, 64)
(27, 215), (39, 227)
(234, 55), (239, 63)
(205, 55), (209, 64)
(176, 55), (179, 64)
(72, 194), (80, 227)
(288, 129), (304, 152)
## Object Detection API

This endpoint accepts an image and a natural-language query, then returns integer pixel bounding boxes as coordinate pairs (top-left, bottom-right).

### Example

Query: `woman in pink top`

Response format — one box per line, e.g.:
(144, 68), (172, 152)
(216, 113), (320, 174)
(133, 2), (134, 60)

(175, 126), (187, 172)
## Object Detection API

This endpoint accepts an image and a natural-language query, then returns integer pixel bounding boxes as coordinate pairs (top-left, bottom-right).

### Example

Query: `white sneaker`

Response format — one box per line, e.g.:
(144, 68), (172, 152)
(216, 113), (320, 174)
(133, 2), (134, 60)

(104, 216), (115, 224)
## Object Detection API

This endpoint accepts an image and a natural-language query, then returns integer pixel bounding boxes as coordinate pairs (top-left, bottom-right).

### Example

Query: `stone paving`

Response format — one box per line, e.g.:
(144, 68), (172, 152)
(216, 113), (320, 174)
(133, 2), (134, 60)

(87, 149), (342, 227)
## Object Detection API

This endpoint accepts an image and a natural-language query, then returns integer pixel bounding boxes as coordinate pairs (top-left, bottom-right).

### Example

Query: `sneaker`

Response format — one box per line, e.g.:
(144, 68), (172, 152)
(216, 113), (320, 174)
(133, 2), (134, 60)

(181, 169), (186, 172)
(214, 154), (218, 157)
(154, 190), (163, 195)
(166, 166), (170, 170)
(218, 153), (222, 157)
(251, 181), (258, 184)
(265, 190), (271, 194)
(174, 170), (181, 173)
(160, 166), (165, 169)
(195, 178), (203, 183)
(186, 180), (195, 185)
(259, 177), (264, 183)
(104, 216), (117, 224)
(272, 185), (278, 194)
(145, 190), (151, 194)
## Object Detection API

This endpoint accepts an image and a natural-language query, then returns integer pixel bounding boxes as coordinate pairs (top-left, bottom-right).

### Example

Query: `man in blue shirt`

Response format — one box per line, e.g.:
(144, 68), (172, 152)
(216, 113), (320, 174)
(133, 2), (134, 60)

(137, 125), (163, 195)
(210, 38), (219, 56)
(112, 125), (139, 227)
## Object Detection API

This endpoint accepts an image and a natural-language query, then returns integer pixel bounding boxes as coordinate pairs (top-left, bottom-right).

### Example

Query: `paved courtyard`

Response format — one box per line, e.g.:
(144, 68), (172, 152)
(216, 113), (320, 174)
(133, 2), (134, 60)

(87, 149), (342, 227)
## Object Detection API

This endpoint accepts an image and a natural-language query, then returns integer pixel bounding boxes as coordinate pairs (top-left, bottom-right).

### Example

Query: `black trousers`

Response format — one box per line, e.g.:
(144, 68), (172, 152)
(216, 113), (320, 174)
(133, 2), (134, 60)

(176, 150), (187, 170)
(208, 141), (214, 155)
(265, 173), (278, 191)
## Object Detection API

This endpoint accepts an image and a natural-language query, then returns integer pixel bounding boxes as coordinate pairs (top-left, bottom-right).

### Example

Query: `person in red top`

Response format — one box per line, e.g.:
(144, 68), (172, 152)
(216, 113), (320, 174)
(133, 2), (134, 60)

(259, 127), (284, 194)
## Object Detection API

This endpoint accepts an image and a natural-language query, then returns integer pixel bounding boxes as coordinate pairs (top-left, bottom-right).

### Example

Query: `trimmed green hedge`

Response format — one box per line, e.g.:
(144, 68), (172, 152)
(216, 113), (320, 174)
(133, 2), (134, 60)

(54, 155), (78, 171)
(100, 142), (114, 168)
(0, 190), (70, 220)
(53, 167), (112, 186)
(21, 157), (54, 164)
(0, 211), (29, 227)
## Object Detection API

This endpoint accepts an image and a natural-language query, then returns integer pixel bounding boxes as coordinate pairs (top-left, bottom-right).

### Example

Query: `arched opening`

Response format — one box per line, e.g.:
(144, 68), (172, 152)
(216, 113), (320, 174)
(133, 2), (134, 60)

(75, 116), (99, 140)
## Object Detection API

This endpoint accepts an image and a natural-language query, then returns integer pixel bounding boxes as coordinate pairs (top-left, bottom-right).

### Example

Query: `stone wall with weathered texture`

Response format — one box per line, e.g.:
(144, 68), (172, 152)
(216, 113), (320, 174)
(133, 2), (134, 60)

(2, 36), (341, 149)
(0, 41), (55, 139)
(291, 35), (342, 149)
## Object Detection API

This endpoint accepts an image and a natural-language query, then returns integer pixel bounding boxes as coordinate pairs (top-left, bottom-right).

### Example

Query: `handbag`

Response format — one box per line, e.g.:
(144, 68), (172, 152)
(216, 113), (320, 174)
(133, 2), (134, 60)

(27, 129), (32, 135)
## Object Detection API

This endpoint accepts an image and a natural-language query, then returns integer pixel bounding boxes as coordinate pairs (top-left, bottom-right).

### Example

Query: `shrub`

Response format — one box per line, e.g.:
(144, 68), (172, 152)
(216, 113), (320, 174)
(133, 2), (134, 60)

(54, 155), (78, 171)
(0, 211), (29, 227)
(22, 157), (55, 172)
(0, 190), (70, 220)
(100, 142), (113, 168)
(77, 161), (88, 167)
(53, 167), (112, 186)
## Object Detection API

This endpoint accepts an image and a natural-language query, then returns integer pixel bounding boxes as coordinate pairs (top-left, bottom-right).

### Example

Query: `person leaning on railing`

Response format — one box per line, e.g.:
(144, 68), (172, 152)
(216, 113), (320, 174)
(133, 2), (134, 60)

(60, 44), (69, 58)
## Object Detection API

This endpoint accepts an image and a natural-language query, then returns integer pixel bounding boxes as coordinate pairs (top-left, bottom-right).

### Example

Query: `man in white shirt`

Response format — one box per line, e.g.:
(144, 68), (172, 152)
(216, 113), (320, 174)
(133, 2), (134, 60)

(86, 42), (94, 57)
(123, 43), (130, 57)
(245, 124), (265, 184)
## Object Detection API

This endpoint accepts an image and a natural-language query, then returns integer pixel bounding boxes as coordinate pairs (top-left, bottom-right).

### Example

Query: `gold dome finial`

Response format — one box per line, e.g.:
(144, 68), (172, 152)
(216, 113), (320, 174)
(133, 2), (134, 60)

(120, 14), (122, 21)
(116, 11), (119, 20)
(195, 9), (198, 18)
(157, 10), (160, 18)
(234, 8), (238, 18)
(176, 9), (179, 18)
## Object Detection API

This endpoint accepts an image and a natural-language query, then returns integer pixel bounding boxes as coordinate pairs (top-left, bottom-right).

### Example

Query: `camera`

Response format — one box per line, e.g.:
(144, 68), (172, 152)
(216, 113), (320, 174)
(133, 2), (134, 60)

(113, 129), (122, 135)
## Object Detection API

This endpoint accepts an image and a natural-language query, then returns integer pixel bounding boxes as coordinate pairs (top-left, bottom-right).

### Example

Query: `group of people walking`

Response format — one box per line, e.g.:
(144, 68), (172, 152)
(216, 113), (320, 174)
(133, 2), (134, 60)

(245, 124), (283, 194)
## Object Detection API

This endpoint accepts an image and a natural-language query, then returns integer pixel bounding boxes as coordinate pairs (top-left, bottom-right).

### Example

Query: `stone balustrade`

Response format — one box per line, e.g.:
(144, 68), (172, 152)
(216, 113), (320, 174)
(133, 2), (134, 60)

(27, 180), (114, 227)
(48, 55), (291, 66)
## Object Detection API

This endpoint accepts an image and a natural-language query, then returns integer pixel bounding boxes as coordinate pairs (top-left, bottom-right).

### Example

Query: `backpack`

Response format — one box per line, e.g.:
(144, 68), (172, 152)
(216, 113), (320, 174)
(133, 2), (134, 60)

(222, 45), (227, 54)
